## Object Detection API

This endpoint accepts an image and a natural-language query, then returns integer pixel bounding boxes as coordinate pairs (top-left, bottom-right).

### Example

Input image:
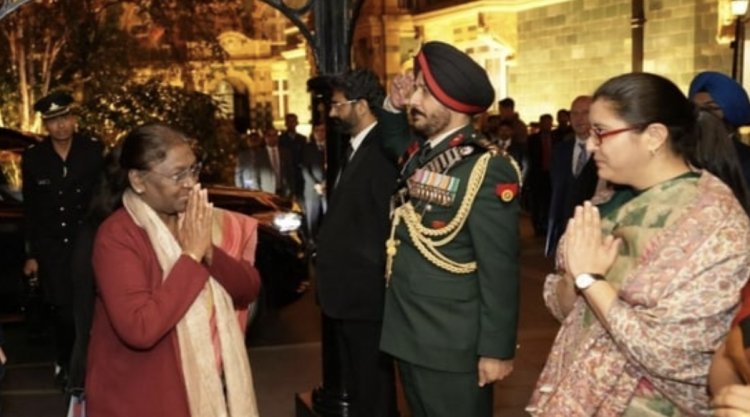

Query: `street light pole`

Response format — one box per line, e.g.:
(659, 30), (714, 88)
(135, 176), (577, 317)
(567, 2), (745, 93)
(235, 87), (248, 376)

(631, 0), (645, 72)
(260, 2), (364, 416)
(731, 0), (749, 83)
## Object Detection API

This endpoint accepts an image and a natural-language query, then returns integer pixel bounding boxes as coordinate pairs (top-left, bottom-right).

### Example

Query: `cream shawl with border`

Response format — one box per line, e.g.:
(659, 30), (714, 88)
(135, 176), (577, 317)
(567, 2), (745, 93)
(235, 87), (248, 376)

(123, 189), (259, 417)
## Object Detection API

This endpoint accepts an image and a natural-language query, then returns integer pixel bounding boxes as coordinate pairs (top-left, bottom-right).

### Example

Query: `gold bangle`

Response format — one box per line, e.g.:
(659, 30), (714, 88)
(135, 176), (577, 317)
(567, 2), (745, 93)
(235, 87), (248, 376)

(183, 252), (201, 263)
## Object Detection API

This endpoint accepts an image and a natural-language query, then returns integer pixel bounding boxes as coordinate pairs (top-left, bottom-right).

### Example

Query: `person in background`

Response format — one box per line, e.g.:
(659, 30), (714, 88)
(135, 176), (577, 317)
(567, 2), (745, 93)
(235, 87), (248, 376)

(545, 96), (598, 258)
(21, 91), (103, 387)
(528, 72), (750, 416)
(526, 113), (555, 236)
(381, 41), (521, 417)
(86, 123), (261, 417)
(499, 97), (528, 145)
(235, 128), (296, 198)
(689, 71), (750, 187)
(279, 113), (307, 200)
(264, 127), (296, 198)
(485, 115), (526, 177)
(235, 131), (266, 191)
(300, 122), (327, 245)
(552, 108), (572, 144)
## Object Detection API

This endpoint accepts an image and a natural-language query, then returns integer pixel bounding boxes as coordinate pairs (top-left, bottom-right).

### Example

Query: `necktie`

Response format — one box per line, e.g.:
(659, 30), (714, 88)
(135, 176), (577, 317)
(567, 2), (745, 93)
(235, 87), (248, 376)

(340, 143), (354, 173)
(574, 142), (587, 176)
(335, 144), (354, 187)
(417, 142), (432, 166)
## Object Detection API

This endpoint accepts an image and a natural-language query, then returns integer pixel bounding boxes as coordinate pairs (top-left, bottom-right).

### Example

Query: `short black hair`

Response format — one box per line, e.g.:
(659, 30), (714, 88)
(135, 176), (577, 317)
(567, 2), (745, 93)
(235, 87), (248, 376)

(329, 69), (385, 113)
(499, 98), (515, 109)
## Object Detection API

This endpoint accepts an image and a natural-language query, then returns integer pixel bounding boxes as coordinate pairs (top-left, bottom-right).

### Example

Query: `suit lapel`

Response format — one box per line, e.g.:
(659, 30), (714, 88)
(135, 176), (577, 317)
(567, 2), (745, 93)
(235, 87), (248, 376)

(337, 126), (378, 187)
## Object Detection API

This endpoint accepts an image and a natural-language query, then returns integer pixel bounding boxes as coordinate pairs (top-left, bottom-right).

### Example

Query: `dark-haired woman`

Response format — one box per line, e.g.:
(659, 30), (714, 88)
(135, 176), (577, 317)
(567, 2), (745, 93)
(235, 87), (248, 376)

(527, 73), (750, 416)
(85, 124), (261, 417)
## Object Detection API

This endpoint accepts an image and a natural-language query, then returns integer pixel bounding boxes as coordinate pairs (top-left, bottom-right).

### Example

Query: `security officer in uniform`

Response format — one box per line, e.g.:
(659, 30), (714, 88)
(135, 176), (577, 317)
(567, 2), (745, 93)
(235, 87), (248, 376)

(21, 91), (104, 386)
(380, 41), (522, 417)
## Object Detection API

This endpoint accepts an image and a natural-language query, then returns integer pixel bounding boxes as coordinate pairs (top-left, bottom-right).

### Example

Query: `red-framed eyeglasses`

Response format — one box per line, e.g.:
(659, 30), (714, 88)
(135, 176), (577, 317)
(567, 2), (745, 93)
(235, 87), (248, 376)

(590, 126), (638, 145)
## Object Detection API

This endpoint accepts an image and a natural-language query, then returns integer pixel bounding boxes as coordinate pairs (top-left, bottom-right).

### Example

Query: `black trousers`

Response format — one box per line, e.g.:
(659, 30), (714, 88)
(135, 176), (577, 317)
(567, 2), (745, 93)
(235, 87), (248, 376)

(322, 315), (399, 417)
(398, 360), (492, 417)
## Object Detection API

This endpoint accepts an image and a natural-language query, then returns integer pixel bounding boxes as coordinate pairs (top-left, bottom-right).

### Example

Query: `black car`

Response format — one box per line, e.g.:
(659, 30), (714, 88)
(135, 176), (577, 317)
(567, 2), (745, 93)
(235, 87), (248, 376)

(206, 185), (310, 320)
(0, 128), (309, 327)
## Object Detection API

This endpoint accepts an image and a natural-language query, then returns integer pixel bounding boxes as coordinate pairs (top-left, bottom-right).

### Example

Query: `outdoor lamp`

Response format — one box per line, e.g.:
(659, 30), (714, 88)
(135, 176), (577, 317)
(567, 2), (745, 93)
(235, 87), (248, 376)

(281, 0), (312, 10)
(732, 0), (749, 17)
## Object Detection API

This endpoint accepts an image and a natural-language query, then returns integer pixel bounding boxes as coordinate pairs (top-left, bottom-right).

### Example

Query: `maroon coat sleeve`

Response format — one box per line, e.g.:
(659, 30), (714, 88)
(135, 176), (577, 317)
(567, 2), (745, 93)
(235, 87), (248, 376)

(92, 214), (209, 350)
(207, 245), (261, 308)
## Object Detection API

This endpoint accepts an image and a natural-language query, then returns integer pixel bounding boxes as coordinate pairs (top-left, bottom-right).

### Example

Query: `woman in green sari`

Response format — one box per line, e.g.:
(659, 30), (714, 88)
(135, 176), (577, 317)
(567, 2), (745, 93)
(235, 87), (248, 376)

(527, 73), (750, 417)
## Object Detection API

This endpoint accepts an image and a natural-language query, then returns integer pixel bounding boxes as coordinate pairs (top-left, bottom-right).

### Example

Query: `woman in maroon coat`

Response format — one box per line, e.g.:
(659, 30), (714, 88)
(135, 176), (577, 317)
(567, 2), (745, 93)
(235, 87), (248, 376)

(86, 124), (261, 417)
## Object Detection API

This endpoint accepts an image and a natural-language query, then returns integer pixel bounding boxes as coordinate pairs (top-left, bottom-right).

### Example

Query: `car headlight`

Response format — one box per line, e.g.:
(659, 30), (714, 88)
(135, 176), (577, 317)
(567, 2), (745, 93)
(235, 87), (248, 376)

(273, 212), (303, 233)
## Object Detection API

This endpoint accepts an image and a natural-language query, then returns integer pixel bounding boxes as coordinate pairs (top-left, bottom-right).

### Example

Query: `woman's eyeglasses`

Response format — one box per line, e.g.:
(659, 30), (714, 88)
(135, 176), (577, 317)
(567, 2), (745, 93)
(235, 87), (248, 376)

(149, 162), (202, 185)
(589, 126), (638, 145)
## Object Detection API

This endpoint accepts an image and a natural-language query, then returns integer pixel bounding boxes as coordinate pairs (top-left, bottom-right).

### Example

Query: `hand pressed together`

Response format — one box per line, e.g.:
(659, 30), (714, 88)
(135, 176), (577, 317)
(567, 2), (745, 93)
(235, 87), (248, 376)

(177, 184), (214, 263)
(563, 201), (619, 278)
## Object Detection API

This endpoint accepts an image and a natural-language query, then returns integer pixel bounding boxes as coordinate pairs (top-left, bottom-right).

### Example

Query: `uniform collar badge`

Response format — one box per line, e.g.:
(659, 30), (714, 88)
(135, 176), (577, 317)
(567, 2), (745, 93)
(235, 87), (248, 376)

(449, 134), (464, 147)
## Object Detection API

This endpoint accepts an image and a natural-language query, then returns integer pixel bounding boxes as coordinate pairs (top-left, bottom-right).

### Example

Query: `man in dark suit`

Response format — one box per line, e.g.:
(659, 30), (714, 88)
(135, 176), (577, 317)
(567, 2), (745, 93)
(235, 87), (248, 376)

(526, 113), (554, 236)
(552, 108), (572, 145)
(381, 41), (521, 417)
(22, 91), (104, 386)
(235, 128), (296, 198)
(545, 95), (598, 257)
(279, 113), (307, 199)
(314, 70), (400, 417)
(300, 122), (327, 243)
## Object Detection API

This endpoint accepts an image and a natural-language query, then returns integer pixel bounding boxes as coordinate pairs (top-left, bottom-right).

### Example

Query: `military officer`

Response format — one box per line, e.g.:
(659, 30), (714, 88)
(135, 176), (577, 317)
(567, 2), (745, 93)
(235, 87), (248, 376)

(380, 41), (522, 417)
(22, 91), (104, 386)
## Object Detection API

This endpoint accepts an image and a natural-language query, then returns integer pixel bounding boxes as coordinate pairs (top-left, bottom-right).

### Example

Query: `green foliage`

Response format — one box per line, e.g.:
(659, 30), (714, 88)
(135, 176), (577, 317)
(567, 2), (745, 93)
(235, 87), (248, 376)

(78, 80), (239, 184)
(0, 65), (19, 127)
(0, 0), (255, 183)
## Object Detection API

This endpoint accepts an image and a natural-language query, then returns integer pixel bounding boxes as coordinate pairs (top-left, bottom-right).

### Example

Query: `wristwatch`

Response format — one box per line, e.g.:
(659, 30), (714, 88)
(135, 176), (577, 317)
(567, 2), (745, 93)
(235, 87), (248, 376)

(574, 273), (605, 290)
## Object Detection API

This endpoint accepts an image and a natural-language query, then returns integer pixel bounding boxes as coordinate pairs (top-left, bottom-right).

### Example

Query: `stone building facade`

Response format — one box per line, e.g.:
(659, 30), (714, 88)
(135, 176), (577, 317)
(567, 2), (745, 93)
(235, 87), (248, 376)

(196, 0), (739, 134)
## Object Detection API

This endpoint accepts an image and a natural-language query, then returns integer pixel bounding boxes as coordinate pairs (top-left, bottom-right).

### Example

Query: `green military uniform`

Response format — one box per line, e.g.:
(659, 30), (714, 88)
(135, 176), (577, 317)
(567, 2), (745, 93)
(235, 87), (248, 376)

(380, 112), (521, 416)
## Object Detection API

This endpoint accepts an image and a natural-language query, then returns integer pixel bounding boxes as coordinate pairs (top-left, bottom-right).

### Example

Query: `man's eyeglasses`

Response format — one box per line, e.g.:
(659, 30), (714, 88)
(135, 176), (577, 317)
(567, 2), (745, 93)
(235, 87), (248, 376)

(330, 99), (358, 109)
(149, 162), (202, 185)
(590, 126), (638, 145)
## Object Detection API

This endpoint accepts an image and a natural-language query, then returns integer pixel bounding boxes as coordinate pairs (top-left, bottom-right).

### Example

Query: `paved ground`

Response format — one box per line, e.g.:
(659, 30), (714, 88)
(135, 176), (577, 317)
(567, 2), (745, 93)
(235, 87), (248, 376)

(0, 214), (559, 417)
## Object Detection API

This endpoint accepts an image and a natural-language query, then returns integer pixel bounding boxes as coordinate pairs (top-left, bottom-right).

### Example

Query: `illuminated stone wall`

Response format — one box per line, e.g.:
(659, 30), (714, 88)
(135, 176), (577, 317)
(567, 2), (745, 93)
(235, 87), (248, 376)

(512, 0), (732, 123)
(188, 0), (734, 133)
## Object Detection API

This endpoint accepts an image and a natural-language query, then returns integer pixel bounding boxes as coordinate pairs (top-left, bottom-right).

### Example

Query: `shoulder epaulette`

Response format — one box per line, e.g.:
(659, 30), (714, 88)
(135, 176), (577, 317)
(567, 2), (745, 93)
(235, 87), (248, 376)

(476, 137), (501, 156)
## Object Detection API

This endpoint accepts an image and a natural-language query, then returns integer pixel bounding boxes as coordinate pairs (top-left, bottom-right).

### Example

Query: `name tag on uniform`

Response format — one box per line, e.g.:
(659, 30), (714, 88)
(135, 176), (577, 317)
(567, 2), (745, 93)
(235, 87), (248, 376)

(407, 168), (460, 207)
